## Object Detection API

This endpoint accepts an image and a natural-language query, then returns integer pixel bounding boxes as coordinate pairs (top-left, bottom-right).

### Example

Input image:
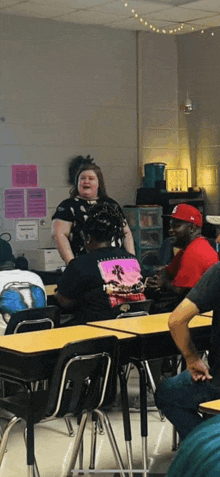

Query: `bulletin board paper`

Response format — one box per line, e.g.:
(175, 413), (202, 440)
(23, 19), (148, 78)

(5, 189), (25, 218)
(27, 189), (46, 218)
(15, 220), (38, 241)
(12, 165), (38, 187)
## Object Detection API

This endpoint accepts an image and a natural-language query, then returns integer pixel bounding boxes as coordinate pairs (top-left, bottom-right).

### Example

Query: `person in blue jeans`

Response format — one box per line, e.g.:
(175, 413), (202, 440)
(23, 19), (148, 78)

(155, 261), (220, 441)
(166, 415), (220, 477)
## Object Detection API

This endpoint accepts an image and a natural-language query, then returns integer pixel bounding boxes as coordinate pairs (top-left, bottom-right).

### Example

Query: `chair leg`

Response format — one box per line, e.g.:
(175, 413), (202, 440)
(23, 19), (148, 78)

(65, 412), (88, 477)
(0, 423), (4, 441)
(95, 409), (126, 477)
(65, 416), (75, 437)
(125, 363), (133, 381)
(97, 415), (104, 435)
(0, 416), (21, 466)
(89, 412), (98, 470)
(172, 426), (179, 451)
(143, 360), (165, 421)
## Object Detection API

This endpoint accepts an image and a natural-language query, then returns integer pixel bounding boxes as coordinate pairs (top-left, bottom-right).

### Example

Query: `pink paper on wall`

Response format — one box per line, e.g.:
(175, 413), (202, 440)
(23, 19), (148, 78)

(5, 189), (25, 218)
(12, 164), (38, 187)
(27, 188), (46, 218)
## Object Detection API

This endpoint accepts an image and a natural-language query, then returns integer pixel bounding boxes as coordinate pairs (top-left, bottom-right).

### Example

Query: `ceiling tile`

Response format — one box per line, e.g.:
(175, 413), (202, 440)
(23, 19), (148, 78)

(150, 7), (215, 22)
(181, 0), (220, 12)
(0, 0), (220, 32)
(57, 9), (120, 24)
(1, 1), (77, 17)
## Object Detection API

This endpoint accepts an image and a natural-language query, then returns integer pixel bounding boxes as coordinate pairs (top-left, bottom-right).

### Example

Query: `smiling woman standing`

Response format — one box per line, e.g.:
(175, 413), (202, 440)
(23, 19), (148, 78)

(51, 156), (135, 265)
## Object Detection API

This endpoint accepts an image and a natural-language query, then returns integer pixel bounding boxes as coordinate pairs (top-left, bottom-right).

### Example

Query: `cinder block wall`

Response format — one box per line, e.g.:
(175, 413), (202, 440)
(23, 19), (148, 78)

(1, 13), (220, 261)
(0, 14), (138, 255)
(177, 28), (220, 214)
(138, 32), (179, 183)
(138, 27), (220, 215)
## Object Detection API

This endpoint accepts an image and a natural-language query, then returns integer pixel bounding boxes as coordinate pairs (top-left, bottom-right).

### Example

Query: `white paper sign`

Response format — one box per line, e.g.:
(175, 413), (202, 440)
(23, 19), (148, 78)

(15, 220), (38, 241)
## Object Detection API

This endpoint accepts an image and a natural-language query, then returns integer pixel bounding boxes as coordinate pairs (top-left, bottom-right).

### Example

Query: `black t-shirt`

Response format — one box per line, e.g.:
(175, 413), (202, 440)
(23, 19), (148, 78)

(187, 262), (220, 381)
(52, 196), (124, 257)
(57, 247), (146, 323)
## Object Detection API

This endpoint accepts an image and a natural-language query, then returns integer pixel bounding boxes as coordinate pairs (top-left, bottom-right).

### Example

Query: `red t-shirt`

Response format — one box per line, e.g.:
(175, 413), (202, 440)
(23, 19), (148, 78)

(166, 237), (219, 288)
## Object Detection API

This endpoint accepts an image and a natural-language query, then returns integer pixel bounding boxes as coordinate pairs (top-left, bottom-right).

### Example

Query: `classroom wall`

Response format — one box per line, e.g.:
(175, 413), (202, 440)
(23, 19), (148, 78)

(176, 27), (220, 214)
(0, 14), (138, 256)
(138, 27), (220, 215)
(138, 32), (179, 183)
(1, 13), (220, 260)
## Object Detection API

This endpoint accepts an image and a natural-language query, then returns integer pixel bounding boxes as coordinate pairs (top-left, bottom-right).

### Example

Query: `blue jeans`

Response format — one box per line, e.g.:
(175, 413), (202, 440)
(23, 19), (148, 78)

(155, 370), (220, 440)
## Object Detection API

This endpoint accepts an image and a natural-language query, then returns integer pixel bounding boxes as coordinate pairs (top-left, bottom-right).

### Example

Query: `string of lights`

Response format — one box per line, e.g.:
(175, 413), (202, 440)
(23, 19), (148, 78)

(120, 0), (216, 36)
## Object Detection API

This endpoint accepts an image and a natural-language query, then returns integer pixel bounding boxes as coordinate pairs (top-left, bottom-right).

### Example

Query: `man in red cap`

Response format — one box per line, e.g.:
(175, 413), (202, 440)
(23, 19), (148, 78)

(147, 203), (218, 313)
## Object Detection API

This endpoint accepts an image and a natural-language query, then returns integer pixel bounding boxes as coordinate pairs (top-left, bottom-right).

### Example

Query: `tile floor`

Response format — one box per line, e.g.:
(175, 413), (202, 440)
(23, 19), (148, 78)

(0, 366), (177, 477)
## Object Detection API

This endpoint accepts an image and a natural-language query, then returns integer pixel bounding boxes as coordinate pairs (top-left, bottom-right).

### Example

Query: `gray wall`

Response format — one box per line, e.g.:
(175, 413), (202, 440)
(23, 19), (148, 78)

(177, 28), (220, 214)
(1, 13), (220, 258)
(0, 14), (138, 255)
(138, 33), (179, 181)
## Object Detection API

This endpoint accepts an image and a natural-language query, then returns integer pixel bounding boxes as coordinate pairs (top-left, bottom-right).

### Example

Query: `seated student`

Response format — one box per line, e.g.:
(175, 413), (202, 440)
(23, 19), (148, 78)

(55, 201), (146, 323)
(146, 203), (218, 314)
(0, 239), (46, 335)
(155, 260), (220, 441)
(166, 415), (220, 477)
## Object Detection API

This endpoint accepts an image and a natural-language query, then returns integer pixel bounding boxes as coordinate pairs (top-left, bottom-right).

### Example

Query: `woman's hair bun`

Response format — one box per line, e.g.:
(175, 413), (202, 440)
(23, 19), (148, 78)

(68, 155), (95, 185)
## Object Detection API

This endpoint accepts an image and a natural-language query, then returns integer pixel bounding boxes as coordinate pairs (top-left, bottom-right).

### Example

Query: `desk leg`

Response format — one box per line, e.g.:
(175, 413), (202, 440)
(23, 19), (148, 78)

(27, 416), (35, 477)
(118, 366), (133, 475)
(131, 359), (148, 477)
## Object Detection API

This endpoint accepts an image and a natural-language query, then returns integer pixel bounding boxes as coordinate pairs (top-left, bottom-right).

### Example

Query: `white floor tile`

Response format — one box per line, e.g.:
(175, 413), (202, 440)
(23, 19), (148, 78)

(0, 366), (176, 476)
(0, 410), (175, 476)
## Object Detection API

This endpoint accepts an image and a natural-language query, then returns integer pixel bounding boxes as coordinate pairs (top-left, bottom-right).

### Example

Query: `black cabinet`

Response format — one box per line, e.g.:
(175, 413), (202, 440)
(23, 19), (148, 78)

(136, 188), (205, 239)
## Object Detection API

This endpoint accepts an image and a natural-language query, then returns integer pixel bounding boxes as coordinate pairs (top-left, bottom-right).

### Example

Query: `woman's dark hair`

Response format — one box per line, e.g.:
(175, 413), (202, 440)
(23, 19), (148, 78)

(83, 202), (126, 243)
(70, 163), (107, 199)
(68, 155), (95, 186)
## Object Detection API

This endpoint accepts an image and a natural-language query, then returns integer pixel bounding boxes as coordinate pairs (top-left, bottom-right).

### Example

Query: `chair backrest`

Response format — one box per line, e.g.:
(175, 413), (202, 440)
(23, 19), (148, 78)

(5, 305), (60, 335)
(45, 335), (119, 419)
(116, 299), (154, 318)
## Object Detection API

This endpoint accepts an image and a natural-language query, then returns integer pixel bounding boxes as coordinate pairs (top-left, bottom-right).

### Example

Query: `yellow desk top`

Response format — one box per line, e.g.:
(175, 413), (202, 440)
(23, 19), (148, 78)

(201, 310), (213, 318)
(199, 399), (220, 414)
(45, 284), (57, 296)
(0, 325), (135, 354)
(89, 313), (212, 335)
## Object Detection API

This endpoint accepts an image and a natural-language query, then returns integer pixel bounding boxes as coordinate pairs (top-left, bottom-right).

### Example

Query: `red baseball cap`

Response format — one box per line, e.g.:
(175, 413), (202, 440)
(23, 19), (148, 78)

(164, 203), (203, 227)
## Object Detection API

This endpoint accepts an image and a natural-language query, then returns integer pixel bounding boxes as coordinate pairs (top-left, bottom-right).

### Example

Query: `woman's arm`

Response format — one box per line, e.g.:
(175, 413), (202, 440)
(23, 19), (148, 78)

(51, 219), (74, 265)
(123, 220), (136, 255)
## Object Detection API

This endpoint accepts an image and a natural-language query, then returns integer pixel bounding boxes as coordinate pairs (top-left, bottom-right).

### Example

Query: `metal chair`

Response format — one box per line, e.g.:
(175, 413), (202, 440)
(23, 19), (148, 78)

(116, 299), (163, 416)
(0, 336), (125, 477)
(3, 306), (76, 438)
(4, 305), (60, 335)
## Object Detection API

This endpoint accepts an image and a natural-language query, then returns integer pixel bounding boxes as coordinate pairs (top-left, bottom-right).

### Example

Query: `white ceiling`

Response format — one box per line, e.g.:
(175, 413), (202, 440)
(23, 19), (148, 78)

(1, 0), (220, 34)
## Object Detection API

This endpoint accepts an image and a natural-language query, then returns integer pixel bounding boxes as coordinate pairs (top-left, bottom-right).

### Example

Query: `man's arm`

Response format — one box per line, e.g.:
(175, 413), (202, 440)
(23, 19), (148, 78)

(54, 290), (76, 309)
(168, 298), (212, 382)
(157, 267), (189, 296)
(147, 267), (189, 297)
